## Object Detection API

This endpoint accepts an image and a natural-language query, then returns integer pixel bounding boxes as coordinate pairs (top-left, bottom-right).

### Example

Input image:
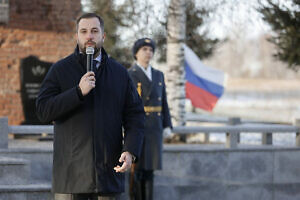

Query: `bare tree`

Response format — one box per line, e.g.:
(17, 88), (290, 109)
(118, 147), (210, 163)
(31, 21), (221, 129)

(166, 0), (186, 126)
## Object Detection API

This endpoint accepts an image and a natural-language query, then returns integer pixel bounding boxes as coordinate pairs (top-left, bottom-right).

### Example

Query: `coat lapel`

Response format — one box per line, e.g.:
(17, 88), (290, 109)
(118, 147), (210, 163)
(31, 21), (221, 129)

(151, 68), (159, 88)
(132, 65), (153, 98)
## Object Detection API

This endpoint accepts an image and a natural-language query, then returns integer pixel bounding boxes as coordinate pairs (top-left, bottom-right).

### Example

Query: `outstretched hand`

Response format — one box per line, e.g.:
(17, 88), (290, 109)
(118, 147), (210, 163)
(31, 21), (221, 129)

(114, 151), (133, 173)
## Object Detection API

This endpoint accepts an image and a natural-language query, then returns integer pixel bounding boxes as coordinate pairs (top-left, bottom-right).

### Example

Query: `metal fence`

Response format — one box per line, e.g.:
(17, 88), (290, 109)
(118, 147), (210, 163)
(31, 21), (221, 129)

(1, 117), (300, 149)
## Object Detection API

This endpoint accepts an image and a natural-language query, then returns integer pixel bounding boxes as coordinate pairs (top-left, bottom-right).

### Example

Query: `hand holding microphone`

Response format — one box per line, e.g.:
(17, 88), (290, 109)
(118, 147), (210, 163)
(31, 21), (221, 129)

(79, 72), (95, 96)
(78, 47), (95, 96)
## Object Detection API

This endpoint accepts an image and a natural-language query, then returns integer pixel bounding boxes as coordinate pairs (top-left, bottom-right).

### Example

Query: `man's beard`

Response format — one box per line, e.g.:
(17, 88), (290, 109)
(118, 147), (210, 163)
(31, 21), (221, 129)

(78, 40), (102, 56)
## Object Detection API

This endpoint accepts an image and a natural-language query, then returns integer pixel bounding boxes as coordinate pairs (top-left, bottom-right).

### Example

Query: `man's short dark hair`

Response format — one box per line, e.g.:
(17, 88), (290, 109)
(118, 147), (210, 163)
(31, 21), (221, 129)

(76, 13), (104, 32)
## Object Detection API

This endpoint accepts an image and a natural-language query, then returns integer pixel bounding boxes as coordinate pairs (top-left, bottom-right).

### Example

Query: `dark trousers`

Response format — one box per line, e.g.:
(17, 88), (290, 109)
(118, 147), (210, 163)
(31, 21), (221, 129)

(130, 170), (153, 200)
(54, 193), (120, 200)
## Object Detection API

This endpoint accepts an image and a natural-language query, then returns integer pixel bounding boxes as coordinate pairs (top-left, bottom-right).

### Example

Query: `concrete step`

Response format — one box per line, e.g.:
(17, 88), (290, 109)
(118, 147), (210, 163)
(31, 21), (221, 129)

(0, 147), (53, 183)
(0, 157), (30, 185)
(0, 183), (52, 200)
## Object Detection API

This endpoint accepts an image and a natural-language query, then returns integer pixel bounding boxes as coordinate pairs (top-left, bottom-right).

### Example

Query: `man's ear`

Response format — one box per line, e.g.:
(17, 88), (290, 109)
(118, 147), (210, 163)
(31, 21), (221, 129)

(102, 32), (106, 42)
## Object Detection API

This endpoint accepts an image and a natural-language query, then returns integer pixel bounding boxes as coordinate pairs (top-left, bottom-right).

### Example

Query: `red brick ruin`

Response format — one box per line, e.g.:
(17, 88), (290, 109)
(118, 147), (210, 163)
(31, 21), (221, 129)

(0, 0), (82, 124)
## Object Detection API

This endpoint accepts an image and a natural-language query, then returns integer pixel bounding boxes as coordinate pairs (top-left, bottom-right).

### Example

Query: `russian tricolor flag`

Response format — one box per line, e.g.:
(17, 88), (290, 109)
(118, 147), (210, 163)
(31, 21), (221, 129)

(184, 44), (225, 111)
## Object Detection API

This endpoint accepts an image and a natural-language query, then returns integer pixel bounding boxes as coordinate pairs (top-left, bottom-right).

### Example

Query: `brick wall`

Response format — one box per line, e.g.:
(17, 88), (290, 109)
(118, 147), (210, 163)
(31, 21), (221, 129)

(0, 0), (81, 125)
(8, 0), (81, 32)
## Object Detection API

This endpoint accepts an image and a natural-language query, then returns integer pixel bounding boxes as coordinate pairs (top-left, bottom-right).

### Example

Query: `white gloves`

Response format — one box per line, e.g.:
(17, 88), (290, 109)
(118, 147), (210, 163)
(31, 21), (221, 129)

(163, 127), (173, 139)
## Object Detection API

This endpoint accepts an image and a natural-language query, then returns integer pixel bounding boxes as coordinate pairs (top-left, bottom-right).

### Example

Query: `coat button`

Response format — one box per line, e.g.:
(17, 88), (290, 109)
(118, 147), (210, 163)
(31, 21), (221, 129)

(146, 112), (150, 116)
(158, 97), (161, 101)
(159, 82), (162, 86)
(157, 113), (161, 116)
(146, 97), (150, 100)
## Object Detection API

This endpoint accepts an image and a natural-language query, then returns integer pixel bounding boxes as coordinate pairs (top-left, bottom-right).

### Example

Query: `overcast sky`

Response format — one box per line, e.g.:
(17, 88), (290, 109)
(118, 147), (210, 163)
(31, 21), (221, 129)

(81, 0), (291, 41)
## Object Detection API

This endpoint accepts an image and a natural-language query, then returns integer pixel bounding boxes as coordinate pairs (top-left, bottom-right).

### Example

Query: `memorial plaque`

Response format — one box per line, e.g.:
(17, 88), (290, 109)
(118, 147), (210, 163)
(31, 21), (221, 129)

(20, 56), (52, 124)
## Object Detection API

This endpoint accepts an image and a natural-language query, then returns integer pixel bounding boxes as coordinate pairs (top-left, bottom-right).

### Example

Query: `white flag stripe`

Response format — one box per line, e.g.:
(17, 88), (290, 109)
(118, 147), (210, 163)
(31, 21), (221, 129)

(184, 44), (224, 86)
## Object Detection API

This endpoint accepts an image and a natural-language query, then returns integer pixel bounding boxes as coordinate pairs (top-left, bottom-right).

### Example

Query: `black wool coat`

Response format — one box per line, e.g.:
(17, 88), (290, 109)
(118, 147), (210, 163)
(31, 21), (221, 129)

(36, 47), (145, 194)
(128, 64), (172, 170)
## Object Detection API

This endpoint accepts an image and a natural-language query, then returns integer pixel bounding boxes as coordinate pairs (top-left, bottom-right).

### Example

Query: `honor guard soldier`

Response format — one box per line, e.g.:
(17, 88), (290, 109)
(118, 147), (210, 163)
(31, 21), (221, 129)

(128, 38), (173, 200)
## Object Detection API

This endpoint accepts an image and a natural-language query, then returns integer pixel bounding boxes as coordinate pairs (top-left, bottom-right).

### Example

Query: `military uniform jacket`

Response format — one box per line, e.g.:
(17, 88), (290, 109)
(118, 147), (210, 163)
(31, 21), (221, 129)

(128, 64), (172, 170)
(36, 47), (145, 194)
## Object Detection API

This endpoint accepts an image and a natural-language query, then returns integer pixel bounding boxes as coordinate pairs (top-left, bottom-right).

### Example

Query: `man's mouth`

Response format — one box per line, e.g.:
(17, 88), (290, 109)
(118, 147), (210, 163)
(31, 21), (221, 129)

(85, 41), (95, 46)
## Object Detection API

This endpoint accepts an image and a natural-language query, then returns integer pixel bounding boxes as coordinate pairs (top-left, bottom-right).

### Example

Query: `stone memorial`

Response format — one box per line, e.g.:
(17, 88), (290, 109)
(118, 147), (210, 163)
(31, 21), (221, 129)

(20, 56), (52, 124)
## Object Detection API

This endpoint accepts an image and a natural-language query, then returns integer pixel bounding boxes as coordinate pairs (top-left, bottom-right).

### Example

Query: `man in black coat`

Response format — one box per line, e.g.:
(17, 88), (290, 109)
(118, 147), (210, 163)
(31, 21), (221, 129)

(36, 13), (145, 200)
(128, 38), (173, 200)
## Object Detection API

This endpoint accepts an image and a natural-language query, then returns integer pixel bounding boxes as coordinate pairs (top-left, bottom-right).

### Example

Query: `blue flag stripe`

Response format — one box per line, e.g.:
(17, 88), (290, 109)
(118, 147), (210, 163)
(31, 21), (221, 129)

(185, 61), (224, 98)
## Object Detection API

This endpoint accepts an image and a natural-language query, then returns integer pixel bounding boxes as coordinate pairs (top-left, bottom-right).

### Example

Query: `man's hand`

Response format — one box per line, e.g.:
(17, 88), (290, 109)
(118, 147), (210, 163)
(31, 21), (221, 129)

(163, 127), (174, 139)
(79, 72), (95, 96)
(114, 151), (133, 173)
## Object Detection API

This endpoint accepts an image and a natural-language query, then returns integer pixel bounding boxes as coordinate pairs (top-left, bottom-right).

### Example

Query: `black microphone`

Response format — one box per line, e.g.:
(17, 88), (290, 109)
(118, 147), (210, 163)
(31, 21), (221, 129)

(86, 47), (94, 72)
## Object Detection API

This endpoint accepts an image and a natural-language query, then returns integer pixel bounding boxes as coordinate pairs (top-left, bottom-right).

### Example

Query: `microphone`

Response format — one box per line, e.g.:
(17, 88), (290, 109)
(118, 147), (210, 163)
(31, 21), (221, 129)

(86, 47), (94, 72)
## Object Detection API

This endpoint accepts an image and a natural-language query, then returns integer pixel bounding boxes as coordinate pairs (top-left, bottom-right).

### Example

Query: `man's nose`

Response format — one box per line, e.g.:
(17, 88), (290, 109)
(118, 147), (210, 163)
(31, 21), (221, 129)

(87, 32), (94, 40)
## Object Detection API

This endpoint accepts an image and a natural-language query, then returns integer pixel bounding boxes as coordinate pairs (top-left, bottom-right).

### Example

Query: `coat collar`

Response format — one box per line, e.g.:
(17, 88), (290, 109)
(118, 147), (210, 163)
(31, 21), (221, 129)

(73, 45), (109, 73)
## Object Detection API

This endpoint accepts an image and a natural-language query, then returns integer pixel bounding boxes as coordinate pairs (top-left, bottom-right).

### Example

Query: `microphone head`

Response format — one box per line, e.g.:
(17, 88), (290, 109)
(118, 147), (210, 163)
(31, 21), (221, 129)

(86, 47), (94, 55)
